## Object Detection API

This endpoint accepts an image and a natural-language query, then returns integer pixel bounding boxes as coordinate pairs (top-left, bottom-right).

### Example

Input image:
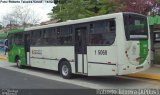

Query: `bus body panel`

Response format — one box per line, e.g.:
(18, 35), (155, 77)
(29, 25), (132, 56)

(118, 41), (150, 75)
(88, 63), (117, 76)
(27, 52), (30, 65)
(87, 46), (117, 64)
(30, 46), (76, 73)
(87, 46), (117, 76)
(118, 55), (150, 75)
(30, 58), (58, 70)
(8, 44), (26, 65)
(77, 54), (88, 74)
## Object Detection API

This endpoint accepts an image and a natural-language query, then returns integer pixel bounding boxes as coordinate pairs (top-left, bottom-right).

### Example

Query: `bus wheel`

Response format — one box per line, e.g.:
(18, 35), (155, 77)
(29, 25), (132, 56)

(60, 61), (72, 79)
(16, 58), (23, 69)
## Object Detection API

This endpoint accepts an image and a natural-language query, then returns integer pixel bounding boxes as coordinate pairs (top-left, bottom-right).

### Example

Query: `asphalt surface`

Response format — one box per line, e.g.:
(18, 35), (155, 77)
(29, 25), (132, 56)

(0, 64), (96, 95)
(1, 62), (160, 89)
(0, 67), (86, 89)
(0, 61), (160, 95)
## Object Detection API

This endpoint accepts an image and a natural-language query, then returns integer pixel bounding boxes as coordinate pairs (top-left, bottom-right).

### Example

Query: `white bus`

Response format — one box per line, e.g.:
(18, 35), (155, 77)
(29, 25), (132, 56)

(8, 12), (151, 79)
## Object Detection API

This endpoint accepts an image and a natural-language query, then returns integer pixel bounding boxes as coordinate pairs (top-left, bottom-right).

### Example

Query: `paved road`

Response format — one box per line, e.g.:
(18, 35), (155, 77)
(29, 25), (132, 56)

(0, 67), (86, 89)
(0, 61), (160, 90)
(0, 62), (93, 95)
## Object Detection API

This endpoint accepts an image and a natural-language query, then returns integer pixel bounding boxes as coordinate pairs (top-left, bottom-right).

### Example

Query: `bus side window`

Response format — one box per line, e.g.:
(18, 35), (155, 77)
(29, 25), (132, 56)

(56, 26), (73, 46)
(42, 29), (49, 45)
(14, 33), (24, 45)
(109, 20), (116, 32)
(89, 19), (116, 45)
(31, 31), (41, 46)
(50, 28), (57, 45)
(103, 20), (116, 44)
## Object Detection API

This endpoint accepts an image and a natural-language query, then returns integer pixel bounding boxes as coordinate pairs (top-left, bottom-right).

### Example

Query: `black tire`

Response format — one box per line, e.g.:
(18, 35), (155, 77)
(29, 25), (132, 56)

(16, 57), (23, 69)
(60, 61), (72, 79)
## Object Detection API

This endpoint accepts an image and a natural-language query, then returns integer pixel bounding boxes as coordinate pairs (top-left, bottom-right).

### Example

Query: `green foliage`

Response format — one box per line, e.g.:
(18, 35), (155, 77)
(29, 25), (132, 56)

(49, 0), (122, 21)
(157, 0), (160, 3)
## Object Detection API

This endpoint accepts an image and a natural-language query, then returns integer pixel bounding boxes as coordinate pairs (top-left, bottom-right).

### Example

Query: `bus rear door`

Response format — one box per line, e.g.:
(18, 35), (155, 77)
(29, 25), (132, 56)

(75, 27), (88, 74)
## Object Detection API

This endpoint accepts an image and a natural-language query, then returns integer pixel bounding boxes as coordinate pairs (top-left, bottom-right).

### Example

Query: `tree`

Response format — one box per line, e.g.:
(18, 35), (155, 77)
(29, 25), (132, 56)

(49, 0), (123, 21)
(150, 0), (160, 15)
(115, 0), (156, 15)
(49, 0), (94, 21)
(157, 0), (160, 3)
(3, 5), (40, 28)
(54, 0), (68, 4)
(95, 0), (124, 15)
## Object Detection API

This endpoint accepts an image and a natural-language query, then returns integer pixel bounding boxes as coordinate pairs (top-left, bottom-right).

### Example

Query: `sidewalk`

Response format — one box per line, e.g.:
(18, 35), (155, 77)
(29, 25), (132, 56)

(0, 55), (7, 61)
(127, 64), (160, 80)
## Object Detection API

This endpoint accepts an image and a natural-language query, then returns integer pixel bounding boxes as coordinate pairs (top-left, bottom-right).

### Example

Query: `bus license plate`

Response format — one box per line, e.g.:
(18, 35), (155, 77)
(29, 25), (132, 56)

(136, 66), (144, 69)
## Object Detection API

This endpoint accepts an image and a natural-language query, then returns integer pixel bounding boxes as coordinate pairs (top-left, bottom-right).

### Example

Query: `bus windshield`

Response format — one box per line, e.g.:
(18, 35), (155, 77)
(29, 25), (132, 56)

(123, 14), (148, 40)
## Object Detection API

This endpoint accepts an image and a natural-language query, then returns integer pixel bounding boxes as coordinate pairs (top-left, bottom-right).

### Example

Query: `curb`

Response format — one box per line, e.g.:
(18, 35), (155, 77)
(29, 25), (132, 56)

(127, 73), (160, 80)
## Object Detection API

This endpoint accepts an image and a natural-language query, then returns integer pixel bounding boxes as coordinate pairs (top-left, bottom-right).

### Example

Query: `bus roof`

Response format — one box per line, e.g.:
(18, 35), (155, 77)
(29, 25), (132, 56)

(7, 28), (24, 34)
(25, 12), (145, 31)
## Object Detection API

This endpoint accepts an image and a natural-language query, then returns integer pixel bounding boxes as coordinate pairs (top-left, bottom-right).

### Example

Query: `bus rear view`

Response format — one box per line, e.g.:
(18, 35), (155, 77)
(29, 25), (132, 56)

(117, 13), (150, 75)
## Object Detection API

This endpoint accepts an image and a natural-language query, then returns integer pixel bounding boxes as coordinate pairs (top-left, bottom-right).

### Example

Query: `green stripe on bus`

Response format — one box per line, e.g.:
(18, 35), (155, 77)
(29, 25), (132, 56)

(140, 40), (148, 65)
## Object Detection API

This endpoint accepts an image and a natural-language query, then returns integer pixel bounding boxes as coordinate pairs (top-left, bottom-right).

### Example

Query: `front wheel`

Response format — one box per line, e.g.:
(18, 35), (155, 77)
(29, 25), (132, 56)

(16, 58), (23, 69)
(60, 61), (72, 79)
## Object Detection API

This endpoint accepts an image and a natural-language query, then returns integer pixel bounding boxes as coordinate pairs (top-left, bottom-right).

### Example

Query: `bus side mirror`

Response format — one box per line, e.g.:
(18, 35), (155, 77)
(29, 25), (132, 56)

(4, 39), (8, 52)
(4, 39), (8, 47)
(154, 32), (160, 43)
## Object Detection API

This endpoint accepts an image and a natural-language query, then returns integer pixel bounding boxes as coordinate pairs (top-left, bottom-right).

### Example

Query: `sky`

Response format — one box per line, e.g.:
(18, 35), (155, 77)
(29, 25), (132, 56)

(0, 2), (55, 26)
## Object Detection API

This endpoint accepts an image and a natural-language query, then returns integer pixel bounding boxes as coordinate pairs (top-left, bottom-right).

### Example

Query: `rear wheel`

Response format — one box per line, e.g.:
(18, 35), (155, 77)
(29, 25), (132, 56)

(60, 61), (72, 79)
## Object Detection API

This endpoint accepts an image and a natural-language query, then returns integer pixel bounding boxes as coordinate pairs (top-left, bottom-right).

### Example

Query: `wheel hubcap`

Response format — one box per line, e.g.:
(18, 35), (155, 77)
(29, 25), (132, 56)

(62, 65), (68, 76)
(17, 60), (21, 67)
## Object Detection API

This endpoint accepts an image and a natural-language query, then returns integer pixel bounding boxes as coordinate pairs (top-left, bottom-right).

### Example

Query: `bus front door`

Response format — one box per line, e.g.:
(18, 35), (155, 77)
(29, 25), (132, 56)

(75, 27), (88, 74)
(24, 33), (31, 66)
